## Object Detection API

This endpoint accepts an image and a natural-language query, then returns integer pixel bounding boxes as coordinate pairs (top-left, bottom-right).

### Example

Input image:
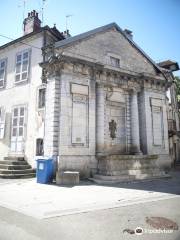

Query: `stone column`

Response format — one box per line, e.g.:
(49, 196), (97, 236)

(44, 73), (60, 157)
(96, 83), (105, 155)
(130, 89), (141, 154)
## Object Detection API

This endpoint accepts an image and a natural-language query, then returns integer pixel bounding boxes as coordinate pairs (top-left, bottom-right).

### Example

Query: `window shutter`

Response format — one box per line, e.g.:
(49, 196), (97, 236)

(0, 59), (6, 88)
(0, 107), (6, 139)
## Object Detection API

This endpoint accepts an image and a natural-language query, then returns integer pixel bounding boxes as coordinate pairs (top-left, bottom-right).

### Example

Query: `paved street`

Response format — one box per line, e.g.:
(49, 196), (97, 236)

(0, 170), (179, 239)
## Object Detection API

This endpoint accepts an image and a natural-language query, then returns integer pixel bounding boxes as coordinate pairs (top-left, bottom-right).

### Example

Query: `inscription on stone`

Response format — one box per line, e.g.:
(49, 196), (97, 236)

(72, 93), (88, 146)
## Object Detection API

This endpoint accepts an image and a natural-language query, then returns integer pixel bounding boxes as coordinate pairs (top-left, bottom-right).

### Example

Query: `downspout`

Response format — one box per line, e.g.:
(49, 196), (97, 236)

(42, 29), (47, 157)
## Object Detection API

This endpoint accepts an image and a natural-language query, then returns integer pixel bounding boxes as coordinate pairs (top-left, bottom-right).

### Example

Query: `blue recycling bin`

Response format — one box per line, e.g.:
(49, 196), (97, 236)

(36, 159), (54, 184)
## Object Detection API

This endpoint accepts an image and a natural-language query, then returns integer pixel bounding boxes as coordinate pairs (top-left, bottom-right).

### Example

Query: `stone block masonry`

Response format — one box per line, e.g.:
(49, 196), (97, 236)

(56, 171), (80, 185)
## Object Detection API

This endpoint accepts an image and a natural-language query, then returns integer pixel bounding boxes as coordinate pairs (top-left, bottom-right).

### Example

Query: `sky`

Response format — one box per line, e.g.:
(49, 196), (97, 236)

(0, 0), (180, 76)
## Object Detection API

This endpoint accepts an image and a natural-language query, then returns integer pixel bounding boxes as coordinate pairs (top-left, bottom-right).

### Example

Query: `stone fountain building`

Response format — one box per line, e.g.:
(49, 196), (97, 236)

(41, 23), (173, 181)
(0, 11), (178, 180)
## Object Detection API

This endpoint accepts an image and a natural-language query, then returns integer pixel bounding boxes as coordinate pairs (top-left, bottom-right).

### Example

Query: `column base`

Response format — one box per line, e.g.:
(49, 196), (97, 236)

(134, 151), (143, 155)
(130, 145), (142, 155)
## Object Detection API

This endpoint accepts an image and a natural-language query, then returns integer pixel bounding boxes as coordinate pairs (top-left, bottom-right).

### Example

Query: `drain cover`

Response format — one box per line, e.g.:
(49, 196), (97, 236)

(146, 217), (178, 230)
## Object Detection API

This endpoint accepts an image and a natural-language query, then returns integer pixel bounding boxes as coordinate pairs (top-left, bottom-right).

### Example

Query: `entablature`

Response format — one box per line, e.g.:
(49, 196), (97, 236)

(40, 54), (168, 92)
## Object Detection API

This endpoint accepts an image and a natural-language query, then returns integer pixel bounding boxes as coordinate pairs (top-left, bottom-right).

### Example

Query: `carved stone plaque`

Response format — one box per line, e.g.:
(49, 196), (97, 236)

(109, 119), (117, 139)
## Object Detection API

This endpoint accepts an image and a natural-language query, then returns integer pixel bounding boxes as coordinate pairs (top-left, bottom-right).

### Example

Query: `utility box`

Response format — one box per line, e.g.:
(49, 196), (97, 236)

(36, 159), (54, 184)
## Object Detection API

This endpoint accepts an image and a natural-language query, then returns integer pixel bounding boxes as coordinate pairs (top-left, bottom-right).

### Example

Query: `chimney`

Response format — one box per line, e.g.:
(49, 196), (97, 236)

(124, 29), (133, 40)
(23, 10), (41, 35)
(62, 30), (71, 39)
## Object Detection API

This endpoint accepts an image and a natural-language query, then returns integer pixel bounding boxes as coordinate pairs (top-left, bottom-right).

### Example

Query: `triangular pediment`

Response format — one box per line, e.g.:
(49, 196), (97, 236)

(55, 23), (161, 76)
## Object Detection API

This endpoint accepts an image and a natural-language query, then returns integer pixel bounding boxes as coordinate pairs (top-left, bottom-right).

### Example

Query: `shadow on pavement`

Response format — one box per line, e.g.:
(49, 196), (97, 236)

(48, 170), (180, 196)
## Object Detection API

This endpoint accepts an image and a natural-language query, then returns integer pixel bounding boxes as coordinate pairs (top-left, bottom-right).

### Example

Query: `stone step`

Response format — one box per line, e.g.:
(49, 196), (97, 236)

(98, 168), (162, 176)
(0, 164), (31, 170)
(175, 162), (180, 170)
(89, 178), (129, 185)
(0, 157), (35, 179)
(0, 173), (36, 179)
(134, 172), (170, 180)
(91, 172), (170, 184)
(98, 154), (158, 161)
(0, 169), (35, 175)
(98, 161), (159, 171)
(93, 174), (135, 181)
(4, 156), (25, 161)
(0, 160), (29, 165)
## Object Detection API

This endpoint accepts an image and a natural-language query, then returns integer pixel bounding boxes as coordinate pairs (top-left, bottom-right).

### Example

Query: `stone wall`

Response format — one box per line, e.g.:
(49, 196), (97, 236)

(139, 88), (171, 168)
(44, 75), (60, 157)
(57, 28), (157, 75)
(44, 63), (97, 176)
(44, 25), (171, 176)
(138, 90), (148, 154)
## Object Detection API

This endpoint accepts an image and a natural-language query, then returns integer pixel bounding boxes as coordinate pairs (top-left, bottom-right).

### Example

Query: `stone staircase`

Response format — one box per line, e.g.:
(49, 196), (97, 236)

(91, 155), (170, 184)
(0, 156), (36, 179)
(174, 162), (180, 170)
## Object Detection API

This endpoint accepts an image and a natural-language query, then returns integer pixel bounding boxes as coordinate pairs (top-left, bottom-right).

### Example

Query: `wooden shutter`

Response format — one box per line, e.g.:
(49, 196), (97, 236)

(0, 107), (6, 139)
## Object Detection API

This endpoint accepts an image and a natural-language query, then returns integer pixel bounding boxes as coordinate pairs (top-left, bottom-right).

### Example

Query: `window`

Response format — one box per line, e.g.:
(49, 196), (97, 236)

(110, 56), (120, 68)
(0, 107), (5, 139)
(36, 138), (44, 156)
(15, 50), (30, 83)
(38, 88), (46, 108)
(0, 59), (6, 88)
(12, 106), (25, 138)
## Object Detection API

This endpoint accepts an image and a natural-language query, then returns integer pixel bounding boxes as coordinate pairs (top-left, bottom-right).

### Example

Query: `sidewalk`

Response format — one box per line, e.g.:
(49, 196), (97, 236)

(0, 170), (179, 219)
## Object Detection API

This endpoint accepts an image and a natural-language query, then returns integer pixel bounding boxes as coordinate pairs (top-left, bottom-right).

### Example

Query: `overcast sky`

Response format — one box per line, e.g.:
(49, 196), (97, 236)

(0, 0), (180, 76)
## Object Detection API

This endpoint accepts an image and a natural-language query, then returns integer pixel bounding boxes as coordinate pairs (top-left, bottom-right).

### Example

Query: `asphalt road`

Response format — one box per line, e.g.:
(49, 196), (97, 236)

(0, 170), (180, 240)
(0, 196), (179, 240)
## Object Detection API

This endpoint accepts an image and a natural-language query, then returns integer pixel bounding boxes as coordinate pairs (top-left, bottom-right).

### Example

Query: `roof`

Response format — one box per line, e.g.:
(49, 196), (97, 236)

(0, 25), (64, 51)
(158, 60), (180, 72)
(55, 22), (162, 72)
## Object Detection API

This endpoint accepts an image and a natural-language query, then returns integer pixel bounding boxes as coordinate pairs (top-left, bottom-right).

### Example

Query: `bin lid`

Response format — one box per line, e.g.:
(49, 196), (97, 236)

(36, 158), (53, 162)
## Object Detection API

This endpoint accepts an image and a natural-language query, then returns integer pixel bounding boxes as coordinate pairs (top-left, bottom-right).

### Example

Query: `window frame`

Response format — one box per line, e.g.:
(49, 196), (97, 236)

(36, 138), (44, 156)
(110, 56), (120, 68)
(15, 49), (31, 84)
(106, 52), (121, 68)
(37, 85), (46, 110)
(0, 58), (7, 89)
(0, 106), (6, 139)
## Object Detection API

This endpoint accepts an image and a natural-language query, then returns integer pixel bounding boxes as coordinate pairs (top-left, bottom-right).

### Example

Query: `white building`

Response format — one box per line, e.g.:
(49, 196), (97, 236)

(0, 11), (64, 177)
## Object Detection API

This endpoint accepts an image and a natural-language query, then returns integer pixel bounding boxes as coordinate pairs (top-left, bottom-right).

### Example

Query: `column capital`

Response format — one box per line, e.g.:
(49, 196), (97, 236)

(130, 87), (141, 94)
(96, 81), (104, 88)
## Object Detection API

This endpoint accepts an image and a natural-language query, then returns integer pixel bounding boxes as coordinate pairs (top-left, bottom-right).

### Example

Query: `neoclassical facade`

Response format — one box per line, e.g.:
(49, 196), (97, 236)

(41, 23), (171, 179)
(0, 17), (175, 180)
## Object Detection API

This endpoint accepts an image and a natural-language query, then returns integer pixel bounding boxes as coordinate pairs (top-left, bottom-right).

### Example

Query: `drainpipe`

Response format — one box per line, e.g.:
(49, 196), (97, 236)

(42, 29), (47, 157)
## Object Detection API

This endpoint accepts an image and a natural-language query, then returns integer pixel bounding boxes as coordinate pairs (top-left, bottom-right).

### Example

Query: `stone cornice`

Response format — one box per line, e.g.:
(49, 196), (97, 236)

(40, 54), (168, 92)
